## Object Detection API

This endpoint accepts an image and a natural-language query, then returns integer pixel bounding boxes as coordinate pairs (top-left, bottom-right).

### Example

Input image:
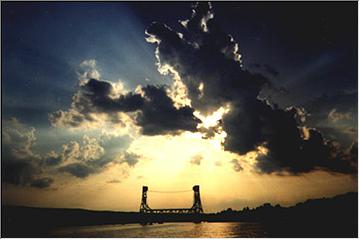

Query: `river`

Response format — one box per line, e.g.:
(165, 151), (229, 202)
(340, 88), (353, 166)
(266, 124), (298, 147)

(49, 222), (267, 237)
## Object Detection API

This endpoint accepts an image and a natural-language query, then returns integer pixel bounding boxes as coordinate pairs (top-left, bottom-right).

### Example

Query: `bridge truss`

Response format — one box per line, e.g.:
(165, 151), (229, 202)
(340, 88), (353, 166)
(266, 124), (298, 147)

(139, 185), (204, 214)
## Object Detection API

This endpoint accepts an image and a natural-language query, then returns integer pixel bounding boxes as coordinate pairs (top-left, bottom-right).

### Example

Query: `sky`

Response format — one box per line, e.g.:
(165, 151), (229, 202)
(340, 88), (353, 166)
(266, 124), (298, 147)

(2, 2), (358, 212)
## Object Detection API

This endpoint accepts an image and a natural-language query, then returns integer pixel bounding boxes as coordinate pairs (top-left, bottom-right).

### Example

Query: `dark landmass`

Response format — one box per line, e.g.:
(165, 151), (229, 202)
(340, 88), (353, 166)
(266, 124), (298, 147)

(2, 192), (357, 237)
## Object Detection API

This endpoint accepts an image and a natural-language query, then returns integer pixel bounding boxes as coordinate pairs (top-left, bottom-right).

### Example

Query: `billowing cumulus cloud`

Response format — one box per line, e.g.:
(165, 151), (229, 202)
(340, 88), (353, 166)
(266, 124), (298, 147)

(137, 85), (200, 135)
(47, 2), (356, 176)
(54, 135), (123, 178)
(49, 60), (135, 131)
(50, 77), (200, 135)
(2, 118), (54, 188)
(52, 135), (143, 179)
(145, 2), (356, 175)
(44, 136), (106, 170)
(49, 109), (88, 128)
(2, 118), (139, 187)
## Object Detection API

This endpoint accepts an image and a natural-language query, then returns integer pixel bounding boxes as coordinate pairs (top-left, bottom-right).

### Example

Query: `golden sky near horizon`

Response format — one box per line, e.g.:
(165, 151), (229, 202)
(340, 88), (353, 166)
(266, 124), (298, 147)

(2, 129), (357, 212)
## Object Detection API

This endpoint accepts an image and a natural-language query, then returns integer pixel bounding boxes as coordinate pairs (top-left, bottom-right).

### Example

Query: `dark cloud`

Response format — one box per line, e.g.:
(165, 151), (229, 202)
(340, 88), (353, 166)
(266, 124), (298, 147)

(81, 78), (144, 113)
(145, 2), (357, 175)
(46, 2), (356, 176)
(256, 128), (357, 174)
(121, 152), (140, 167)
(146, 19), (269, 115)
(3, 159), (55, 189)
(30, 177), (54, 189)
(316, 126), (356, 148)
(2, 119), (126, 183)
(44, 151), (62, 166)
(1, 119), (60, 189)
(136, 85), (200, 135)
(59, 163), (96, 178)
(50, 78), (200, 135)
(2, 160), (37, 186)
(1, 118), (51, 187)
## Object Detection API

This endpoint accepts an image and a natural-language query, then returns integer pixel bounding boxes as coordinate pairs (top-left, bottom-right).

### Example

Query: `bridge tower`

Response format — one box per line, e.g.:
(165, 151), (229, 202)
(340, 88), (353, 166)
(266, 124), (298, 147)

(140, 186), (151, 213)
(190, 185), (203, 213)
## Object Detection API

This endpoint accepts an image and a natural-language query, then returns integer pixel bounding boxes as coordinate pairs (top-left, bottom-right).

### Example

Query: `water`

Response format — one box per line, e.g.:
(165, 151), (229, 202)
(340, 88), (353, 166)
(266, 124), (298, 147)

(50, 222), (267, 238)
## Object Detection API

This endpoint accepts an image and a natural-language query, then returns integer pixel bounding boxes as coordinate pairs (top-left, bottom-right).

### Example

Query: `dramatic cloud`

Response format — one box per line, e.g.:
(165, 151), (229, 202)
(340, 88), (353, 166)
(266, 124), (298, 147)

(54, 136), (110, 178)
(2, 118), (138, 186)
(44, 136), (105, 169)
(53, 136), (142, 179)
(145, 2), (357, 175)
(49, 60), (136, 131)
(2, 118), (54, 188)
(47, 3), (356, 176)
(135, 85), (200, 135)
(50, 76), (200, 136)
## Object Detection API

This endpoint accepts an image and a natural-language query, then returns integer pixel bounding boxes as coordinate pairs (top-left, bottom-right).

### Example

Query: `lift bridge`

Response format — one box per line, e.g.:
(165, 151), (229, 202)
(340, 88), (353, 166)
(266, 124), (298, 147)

(140, 185), (204, 214)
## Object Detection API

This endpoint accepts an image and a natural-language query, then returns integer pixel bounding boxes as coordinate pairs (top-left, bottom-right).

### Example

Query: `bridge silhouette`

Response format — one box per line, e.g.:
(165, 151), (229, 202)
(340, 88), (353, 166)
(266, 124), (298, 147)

(140, 185), (204, 214)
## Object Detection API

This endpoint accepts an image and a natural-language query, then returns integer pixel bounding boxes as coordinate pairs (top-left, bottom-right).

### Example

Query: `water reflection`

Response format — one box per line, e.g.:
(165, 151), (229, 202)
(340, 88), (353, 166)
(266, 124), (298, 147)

(50, 222), (267, 238)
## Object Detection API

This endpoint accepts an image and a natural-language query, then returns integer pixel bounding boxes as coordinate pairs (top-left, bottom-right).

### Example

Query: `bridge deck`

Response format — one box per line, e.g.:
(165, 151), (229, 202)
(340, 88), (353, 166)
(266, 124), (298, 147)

(151, 208), (192, 211)
(142, 208), (197, 214)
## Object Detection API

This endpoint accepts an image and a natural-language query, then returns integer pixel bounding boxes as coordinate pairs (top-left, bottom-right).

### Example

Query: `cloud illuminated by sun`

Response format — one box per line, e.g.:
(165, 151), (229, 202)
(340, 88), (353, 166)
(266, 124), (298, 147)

(194, 104), (231, 129)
